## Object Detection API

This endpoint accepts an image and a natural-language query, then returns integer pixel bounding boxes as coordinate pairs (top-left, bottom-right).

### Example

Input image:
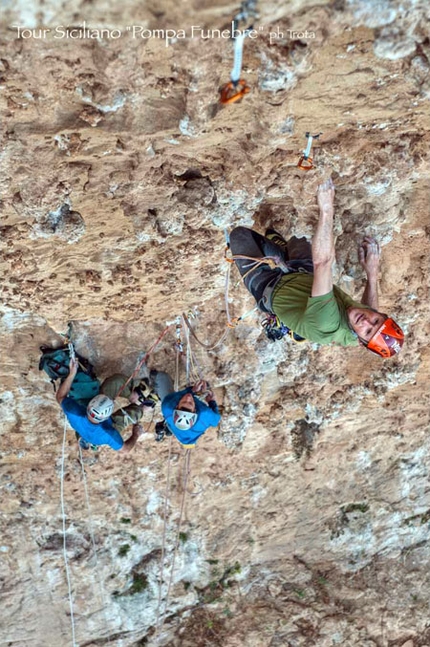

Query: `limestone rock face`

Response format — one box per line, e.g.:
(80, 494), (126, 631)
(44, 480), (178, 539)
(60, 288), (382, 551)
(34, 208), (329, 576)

(1, 1), (430, 645)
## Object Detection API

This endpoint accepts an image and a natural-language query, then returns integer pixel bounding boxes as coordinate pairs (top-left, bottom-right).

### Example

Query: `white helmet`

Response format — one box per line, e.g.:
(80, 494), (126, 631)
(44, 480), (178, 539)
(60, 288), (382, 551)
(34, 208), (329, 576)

(173, 409), (198, 431)
(87, 395), (114, 423)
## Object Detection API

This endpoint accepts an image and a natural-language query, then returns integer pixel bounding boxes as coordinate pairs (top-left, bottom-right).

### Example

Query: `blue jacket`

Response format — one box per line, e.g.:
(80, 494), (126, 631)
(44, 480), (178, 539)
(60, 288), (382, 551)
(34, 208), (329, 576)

(161, 387), (221, 446)
(61, 397), (124, 450)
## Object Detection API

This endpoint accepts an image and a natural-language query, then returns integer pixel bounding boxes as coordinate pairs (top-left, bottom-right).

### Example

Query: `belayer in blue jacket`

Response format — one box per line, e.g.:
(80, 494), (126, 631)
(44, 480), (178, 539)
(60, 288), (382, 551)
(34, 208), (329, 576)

(150, 370), (221, 446)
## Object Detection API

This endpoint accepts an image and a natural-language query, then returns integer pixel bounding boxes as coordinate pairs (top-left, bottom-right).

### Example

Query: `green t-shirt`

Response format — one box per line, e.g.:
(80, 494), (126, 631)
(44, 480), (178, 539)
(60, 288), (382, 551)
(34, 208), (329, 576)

(272, 273), (364, 346)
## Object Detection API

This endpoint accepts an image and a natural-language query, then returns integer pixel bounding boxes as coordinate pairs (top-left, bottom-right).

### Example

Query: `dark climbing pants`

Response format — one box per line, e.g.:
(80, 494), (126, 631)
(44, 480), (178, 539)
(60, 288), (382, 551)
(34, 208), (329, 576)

(229, 227), (313, 311)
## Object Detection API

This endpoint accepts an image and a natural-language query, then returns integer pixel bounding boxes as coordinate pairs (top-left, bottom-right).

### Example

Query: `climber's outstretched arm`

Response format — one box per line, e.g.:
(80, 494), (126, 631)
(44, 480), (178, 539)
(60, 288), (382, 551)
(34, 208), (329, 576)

(56, 358), (78, 405)
(120, 424), (144, 453)
(359, 237), (380, 310)
(311, 178), (335, 297)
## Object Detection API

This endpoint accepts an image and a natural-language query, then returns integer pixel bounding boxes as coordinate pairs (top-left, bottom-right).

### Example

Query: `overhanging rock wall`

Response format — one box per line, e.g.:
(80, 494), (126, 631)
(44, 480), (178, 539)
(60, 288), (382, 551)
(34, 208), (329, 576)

(1, 1), (430, 645)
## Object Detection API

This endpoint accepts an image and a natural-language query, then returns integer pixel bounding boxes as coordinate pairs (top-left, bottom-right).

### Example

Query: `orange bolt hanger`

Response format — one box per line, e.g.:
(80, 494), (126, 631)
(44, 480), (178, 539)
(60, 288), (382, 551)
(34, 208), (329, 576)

(220, 79), (251, 105)
(297, 155), (314, 171)
(297, 131), (322, 171)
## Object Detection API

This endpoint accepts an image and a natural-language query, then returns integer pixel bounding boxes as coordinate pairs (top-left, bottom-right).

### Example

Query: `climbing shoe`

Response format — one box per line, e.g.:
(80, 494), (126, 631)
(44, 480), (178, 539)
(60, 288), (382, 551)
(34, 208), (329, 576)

(76, 433), (98, 451)
(265, 228), (288, 249)
(135, 379), (159, 407)
(155, 420), (172, 442)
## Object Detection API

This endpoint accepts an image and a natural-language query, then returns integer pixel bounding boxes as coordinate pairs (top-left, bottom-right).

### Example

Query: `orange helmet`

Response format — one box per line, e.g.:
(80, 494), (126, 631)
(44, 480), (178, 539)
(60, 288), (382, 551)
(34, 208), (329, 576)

(366, 317), (404, 358)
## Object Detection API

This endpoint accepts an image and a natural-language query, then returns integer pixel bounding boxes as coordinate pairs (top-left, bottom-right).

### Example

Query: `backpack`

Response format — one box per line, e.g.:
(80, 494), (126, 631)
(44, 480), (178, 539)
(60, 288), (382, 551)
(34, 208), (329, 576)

(39, 345), (100, 406)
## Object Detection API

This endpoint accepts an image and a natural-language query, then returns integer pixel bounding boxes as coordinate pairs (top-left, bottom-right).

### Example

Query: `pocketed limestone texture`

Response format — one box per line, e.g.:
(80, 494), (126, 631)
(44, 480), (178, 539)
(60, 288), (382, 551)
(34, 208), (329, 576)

(1, 0), (430, 645)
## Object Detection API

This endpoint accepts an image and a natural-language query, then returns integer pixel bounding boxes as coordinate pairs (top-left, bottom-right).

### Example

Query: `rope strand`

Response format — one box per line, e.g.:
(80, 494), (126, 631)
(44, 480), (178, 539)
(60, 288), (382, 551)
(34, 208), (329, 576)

(78, 446), (112, 645)
(159, 449), (192, 630)
(116, 325), (171, 398)
(61, 417), (77, 647)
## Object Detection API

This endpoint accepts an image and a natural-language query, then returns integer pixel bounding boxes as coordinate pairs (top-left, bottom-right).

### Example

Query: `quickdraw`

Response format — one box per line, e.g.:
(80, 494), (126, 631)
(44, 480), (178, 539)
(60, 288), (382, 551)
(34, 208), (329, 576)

(220, 79), (251, 105)
(174, 317), (184, 354)
(220, 20), (253, 104)
(262, 314), (306, 343)
(68, 342), (76, 361)
(233, 0), (258, 29)
(297, 131), (322, 171)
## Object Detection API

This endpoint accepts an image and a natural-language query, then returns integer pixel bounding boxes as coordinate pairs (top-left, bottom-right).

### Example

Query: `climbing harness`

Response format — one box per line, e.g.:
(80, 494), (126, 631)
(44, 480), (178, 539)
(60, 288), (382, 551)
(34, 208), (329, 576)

(224, 235), (308, 343)
(297, 131), (322, 171)
(262, 313), (306, 343)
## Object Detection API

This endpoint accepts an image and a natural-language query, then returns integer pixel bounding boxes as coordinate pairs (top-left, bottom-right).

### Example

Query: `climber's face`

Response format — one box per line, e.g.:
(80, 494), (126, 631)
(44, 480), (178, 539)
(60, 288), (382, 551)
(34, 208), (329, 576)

(347, 307), (386, 342)
(177, 392), (196, 413)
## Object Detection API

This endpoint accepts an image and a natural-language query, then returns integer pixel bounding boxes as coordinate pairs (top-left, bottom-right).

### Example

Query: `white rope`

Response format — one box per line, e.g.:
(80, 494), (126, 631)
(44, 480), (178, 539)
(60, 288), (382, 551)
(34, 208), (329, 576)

(61, 416), (77, 647)
(185, 326), (191, 386)
(159, 449), (192, 629)
(78, 445), (112, 645)
(231, 31), (247, 82)
(154, 435), (173, 640)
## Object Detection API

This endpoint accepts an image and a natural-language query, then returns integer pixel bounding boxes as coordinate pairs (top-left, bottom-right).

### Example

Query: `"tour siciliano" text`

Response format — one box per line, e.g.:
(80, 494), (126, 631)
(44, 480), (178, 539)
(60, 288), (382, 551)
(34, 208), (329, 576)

(15, 23), (315, 46)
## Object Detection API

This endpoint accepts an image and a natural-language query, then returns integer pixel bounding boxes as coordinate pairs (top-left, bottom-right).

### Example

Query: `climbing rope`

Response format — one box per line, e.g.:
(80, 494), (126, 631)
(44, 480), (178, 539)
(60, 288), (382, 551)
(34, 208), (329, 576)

(157, 448), (192, 634)
(116, 325), (171, 398)
(184, 316), (203, 385)
(155, 329), (194, 639)
(154, 434), (173, 638)
(78, 446), (112, 645)
(183, 311), (229, 351)
(60, 416), (77, 647)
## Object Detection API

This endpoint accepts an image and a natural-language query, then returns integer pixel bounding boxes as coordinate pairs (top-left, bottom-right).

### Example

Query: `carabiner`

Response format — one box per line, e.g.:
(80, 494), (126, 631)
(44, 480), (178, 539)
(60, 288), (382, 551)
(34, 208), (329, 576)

(297, 155), (314, 171)
(220, 79), (250, 105)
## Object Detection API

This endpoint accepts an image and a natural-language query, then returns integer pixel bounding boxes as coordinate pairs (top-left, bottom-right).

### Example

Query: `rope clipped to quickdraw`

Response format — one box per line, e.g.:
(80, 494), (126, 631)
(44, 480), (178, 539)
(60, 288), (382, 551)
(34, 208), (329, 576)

(60, 417), (77, 647)
(219, 0), (258, 104)
(297, 131), (322, 171)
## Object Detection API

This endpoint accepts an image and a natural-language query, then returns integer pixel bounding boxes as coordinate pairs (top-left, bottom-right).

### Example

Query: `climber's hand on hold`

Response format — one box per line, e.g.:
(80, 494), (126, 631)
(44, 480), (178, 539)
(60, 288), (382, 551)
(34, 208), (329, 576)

(359, 236), (381, 278)
(205, 390), (215, 403)
(69, 357), (79, 377)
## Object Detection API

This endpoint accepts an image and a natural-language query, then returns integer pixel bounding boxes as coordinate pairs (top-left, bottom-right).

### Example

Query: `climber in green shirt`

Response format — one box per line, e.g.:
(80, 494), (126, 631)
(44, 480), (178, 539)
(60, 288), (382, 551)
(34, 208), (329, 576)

(229, 178), (404, 358)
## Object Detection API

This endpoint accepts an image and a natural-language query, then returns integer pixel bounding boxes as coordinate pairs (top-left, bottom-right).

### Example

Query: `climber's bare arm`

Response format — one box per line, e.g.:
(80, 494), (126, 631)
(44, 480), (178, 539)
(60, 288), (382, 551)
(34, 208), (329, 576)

(56, 358), (78, 405)
(359, 237), (380, 310)
(311, 178), (335, 297)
